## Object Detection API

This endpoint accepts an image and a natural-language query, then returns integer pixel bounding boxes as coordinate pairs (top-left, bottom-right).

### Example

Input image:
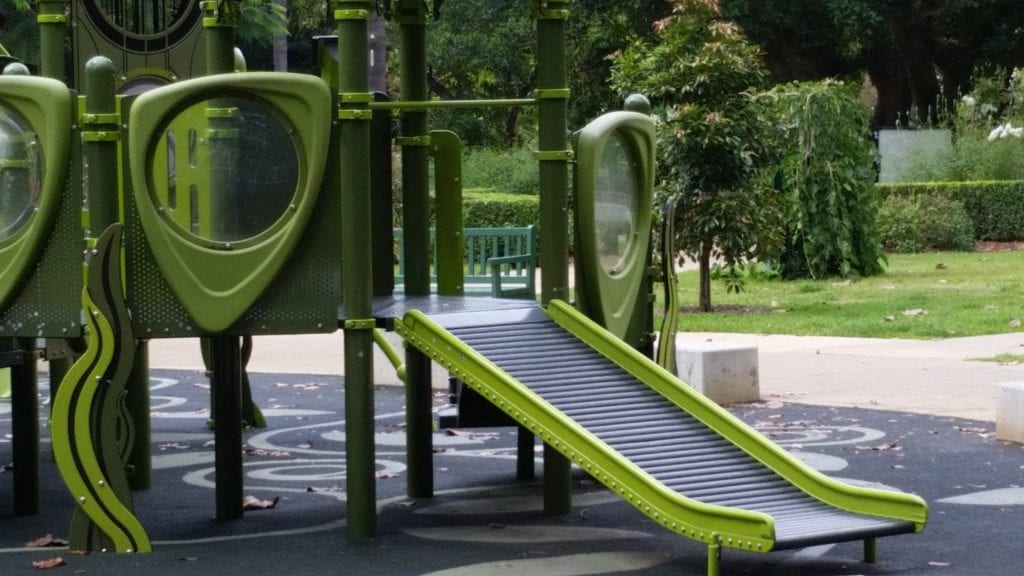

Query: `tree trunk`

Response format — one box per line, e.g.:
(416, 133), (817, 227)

(368, 10), (387, 93)
(698, 244), (712, 313)
(272, 0), (288, 72)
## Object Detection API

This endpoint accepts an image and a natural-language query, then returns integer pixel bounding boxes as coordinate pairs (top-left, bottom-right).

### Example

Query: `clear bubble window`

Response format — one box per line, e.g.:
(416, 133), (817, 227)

(149, 95), (300, 243)
(594, 131), (640, 276)
(0, 105), (41, 243)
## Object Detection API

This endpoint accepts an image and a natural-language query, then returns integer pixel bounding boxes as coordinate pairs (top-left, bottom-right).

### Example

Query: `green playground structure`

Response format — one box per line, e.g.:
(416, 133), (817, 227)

(0, 1), (927, 573)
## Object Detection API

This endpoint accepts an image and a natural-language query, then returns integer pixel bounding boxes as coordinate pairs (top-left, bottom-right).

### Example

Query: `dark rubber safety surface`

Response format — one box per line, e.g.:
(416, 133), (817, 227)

(1, 369), (1022, 575)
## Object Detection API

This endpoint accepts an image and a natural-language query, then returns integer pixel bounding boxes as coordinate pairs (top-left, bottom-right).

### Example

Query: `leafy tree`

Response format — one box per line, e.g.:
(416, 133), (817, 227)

(721, 0), (1024, 127)
(566, 0), (670, 127)
(425, 0), (536, 146)
(0, 0), (37, 66)
(611, 0), (785, 312)
(769, 80), (884, 279)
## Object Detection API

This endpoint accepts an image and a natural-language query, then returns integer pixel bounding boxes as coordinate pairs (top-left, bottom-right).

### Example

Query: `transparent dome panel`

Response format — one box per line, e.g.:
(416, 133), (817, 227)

(94, 0), (194, 36)
(0, 105), (41, 243)
(594, 132), (640, 276)
(150, 95), (299, 243)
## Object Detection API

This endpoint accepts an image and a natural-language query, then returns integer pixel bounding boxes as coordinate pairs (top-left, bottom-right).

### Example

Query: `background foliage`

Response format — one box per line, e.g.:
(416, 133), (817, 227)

(769, 80), (885, 279)
(611, 0), (785, 311)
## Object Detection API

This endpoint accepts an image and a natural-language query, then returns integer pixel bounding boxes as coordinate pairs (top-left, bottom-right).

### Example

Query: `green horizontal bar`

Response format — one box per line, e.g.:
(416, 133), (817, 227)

(82, 132), (120, 142)
(369, 98), (537, 111)
(81, 113), (120, 125)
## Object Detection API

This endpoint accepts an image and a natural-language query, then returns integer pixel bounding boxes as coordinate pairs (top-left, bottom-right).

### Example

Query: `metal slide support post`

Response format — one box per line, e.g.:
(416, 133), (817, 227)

(864, 537), (877, 563)
(203, 1), (245, 520)
(535, 0), (572, 515)
(36, 0), (66, 82)
(125, 341), (151, 489)
(211, 336), (243, 519)
(397, 0), (434, 500)
(336, 0), (378, 538)
(11, 339), (39, 515)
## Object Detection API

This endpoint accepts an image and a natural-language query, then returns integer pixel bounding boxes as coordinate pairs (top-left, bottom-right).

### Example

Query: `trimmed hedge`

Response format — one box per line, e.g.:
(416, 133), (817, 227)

(463, 188), (540, 228)
(393, 188), (539, 228)
(878, 181), (1024, 241)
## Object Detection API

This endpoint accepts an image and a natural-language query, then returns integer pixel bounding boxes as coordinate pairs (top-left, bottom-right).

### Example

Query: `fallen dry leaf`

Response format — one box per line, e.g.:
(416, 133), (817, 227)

(305, 486), (340, 493)
(856, 441), (901, 452)
(31, 558), (67, 570)
(242, 496), (280, 510)
(243, 448), (290, 457)
(26, 535), (69, 548)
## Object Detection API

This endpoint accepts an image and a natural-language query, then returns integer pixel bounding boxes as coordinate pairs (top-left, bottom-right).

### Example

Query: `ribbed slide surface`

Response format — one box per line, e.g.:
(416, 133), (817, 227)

(396, 300), (926, 554)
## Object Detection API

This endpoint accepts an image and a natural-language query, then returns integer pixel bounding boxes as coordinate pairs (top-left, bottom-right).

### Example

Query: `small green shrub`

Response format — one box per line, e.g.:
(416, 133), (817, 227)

(878, 194), (976, 252)
(462, 146), (539, 195)
(879, 181), (1024, 241)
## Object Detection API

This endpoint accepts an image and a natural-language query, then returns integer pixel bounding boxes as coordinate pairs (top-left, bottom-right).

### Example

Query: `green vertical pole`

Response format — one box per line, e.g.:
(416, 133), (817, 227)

(202, 0), (245, 520)
(211, 335), (243, 520)
(535, 0), (572, 515)
(397, 1), (430, 296)
(336, 0), (377, 538)
(11, 340), (39, 515)
(396, 0), (434, 500)
(125, 341), (151, 490)
(36, 0), (66, 82)
(370, 93), (395, 297)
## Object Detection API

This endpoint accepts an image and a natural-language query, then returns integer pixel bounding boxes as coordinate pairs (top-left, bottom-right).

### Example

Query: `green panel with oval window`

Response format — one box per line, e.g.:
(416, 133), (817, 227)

(573, 111), (655, 340)
(0, 76), (73, 314)
(127, 72), (333, 334)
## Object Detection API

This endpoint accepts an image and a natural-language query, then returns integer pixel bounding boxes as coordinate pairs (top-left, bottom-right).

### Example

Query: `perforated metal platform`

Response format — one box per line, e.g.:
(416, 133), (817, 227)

(445, 316), (917, 550)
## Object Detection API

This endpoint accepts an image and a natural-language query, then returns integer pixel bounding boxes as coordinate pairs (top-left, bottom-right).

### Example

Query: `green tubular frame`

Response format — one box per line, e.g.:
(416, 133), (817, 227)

(126, 72), (332, 333)
(573, 111), (656, 340)
(51, 225), (151, 554)
(395, 300), (927, 554)
(0, 76), (72, 311)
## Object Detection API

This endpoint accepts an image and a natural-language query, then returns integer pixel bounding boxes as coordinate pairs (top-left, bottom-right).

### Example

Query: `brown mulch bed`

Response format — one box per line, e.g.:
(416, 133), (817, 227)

(679, 304), (776, 314)
(977, 241), (1024, 252)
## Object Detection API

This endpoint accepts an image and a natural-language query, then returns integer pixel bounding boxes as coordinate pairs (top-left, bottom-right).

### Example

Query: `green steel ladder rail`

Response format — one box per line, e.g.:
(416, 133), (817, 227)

(51, 225), (151, 554)
(545, 299), (929, 530)
(395, 309), (778, 552)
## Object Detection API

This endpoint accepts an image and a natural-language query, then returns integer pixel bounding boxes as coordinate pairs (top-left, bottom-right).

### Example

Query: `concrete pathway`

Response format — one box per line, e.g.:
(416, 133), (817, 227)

(145, 328), (1024, 423)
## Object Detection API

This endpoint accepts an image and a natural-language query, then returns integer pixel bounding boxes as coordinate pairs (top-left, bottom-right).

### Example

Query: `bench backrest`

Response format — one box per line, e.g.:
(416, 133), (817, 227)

(394, 226), (536, 297)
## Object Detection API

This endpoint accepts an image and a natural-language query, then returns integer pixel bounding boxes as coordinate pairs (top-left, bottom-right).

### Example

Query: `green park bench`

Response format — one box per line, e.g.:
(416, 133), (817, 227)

(394, 226), (537, 299)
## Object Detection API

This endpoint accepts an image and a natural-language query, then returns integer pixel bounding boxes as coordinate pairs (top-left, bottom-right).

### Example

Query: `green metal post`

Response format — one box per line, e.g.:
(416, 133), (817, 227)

(11, 339), (39, 515)
(211, 336), (243, 520)
(203, 0), (238, 75)
(125, 341), (151, 490)
(36, 0), (66, 82)
(535, 0), (572, 515)
(396, 0), (435, 501)
(336, 0), (377, 538)
(398, 1), (430, 296)
(370, 93), (395, 297)
(203, 0), (246, 520)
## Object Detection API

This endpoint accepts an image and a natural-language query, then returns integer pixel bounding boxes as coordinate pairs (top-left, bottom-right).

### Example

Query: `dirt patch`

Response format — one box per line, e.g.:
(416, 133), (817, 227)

(977, 241), (1024, 252)
(679, 304), (777, 314)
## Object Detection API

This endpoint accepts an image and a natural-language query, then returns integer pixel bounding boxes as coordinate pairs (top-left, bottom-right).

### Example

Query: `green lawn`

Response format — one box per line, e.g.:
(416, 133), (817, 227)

(669, 251), (1024, 339)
